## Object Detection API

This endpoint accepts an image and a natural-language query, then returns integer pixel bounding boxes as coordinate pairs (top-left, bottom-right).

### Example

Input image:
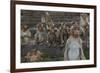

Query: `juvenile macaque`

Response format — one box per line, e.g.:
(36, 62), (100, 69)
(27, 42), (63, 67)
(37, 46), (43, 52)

(34, 23), (47, 43)
(25, 49), (43, 62)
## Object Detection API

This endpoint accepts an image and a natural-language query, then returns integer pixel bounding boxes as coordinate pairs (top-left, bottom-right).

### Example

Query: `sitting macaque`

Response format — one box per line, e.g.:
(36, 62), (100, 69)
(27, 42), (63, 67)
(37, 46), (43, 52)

(47, 28), (56, 46)
(24, 52), (31, 62)
(30, 50), (43, 62)
(25, 49), (43, 62)
(34, 23), (47, 43)
(21, 24), (32, 45)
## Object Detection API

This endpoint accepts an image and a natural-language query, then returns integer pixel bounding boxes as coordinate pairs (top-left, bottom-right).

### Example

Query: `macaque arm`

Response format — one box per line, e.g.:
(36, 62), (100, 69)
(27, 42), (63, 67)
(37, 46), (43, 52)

(79, 39), (86, 60)
(64, 39), (70, 60)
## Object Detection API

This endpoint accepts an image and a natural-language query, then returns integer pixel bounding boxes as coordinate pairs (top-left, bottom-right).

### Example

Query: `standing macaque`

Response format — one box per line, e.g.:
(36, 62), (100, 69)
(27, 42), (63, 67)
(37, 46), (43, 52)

(64, 25), (86, 60)
(80, 13), (89, 49)
(80, 13), (89, 35)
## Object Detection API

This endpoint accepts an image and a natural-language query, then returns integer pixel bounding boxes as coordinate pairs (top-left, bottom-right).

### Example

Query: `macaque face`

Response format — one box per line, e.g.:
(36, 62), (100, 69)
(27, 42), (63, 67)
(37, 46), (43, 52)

(22, 24), (29, 32)
(73, 29), (80, 38)
(38, 26), (43, 32)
